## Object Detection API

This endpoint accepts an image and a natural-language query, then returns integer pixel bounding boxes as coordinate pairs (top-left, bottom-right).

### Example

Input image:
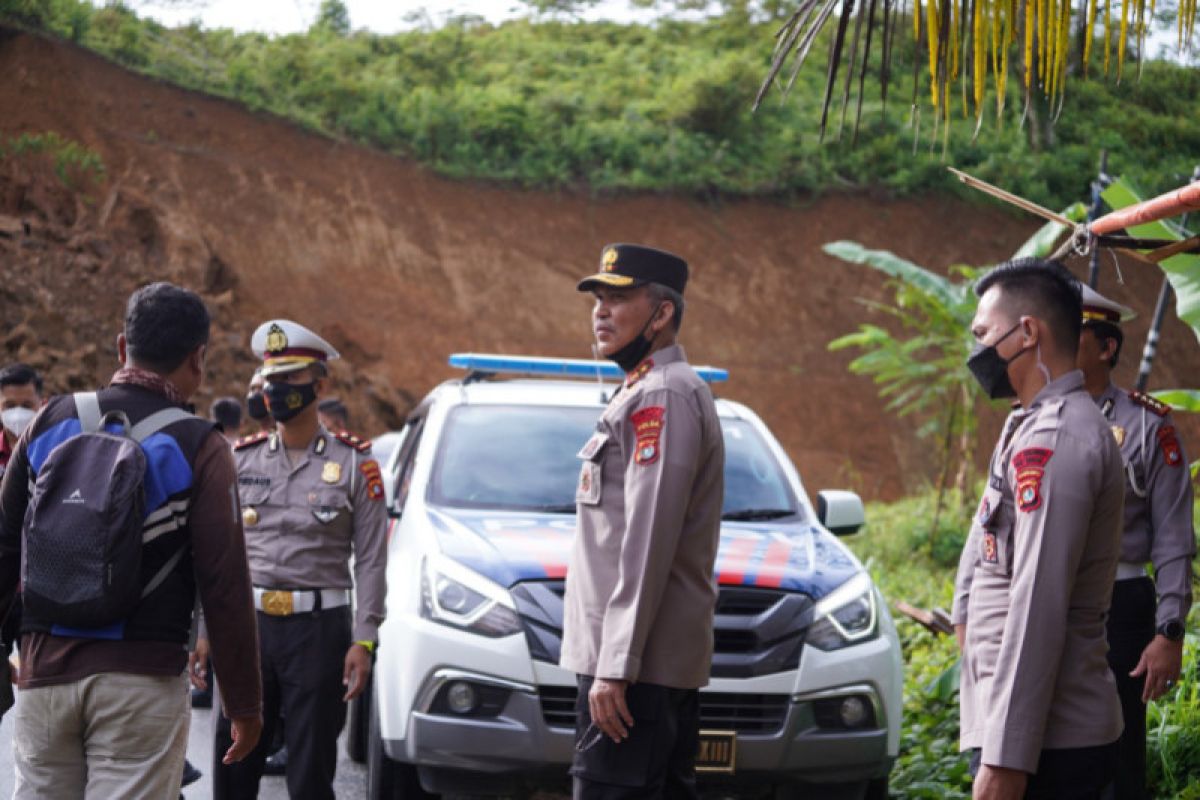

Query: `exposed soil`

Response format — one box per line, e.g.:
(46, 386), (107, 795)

(1, 25), (1197, 500)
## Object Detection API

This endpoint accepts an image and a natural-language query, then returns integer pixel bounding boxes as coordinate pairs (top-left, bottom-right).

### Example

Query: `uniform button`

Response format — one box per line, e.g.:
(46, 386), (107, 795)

(243, 507), (259, 526)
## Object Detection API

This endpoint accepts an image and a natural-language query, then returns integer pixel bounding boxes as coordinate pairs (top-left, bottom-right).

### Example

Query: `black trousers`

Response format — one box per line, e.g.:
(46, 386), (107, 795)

(213, 606), (351, 800)
(1105, 576), (1157, 800)
(970, 741), (1120, 799)
(571, 676), (700, 800)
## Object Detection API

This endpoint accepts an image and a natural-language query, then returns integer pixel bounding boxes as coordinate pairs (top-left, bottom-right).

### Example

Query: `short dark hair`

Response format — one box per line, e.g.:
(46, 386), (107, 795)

(318, 397), (349, 428)
(210, 396), (243, 432)
(975, 258), (1082, 355)
(0, 363), (42, 395)
(1084, 321), (1124, 368)
(645, 283), (685, 332)
(124, 283), (210, 373)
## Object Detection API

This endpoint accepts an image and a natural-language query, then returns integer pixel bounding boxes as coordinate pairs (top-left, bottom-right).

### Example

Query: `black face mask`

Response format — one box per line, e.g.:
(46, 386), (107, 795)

(264, 381), (317, 422)
(608, 303), (665, 374)
(967, 322), (1031, 400)
(246, 391), (270, 421)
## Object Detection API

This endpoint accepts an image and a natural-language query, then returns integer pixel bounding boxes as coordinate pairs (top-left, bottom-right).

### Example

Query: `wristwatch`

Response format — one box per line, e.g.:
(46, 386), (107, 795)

(1157, 620), (1186, 641)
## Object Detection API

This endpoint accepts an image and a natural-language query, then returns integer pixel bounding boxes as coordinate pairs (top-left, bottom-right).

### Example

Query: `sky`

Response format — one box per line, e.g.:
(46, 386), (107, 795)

(130, 0), (668, 34)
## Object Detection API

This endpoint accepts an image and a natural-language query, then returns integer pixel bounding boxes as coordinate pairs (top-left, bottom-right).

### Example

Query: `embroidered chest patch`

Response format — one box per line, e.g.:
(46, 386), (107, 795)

(1012, 447), (1054, 512)
(631, 406), (665, 466)
(1158, 425), (1183, 468)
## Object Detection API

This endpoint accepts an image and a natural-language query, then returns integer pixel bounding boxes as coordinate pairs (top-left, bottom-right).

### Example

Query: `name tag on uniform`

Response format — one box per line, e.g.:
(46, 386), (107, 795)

(576, 462), (601, 505)
(577, 431), (609, 461)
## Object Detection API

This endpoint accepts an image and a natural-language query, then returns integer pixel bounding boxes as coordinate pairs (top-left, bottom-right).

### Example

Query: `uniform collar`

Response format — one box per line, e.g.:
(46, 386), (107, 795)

(1028, 369), (1085, 409)
(1095, 382), (1122, 417)
(624, 343), (686, 388)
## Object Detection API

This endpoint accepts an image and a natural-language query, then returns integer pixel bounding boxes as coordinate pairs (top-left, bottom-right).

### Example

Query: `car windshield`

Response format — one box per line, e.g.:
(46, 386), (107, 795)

(428, 404), (802, 519)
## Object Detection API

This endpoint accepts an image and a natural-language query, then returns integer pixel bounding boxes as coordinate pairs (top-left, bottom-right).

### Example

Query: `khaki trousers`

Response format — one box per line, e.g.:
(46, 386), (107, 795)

(13, 671), (190, 800)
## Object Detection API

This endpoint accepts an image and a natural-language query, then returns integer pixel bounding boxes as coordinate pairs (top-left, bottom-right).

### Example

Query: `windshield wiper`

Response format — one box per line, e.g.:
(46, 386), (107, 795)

(722, 508), (797, 521)
(533, 503), (578, 514)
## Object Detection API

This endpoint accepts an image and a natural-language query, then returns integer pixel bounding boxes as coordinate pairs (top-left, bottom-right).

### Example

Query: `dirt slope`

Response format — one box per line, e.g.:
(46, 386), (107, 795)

(1, 25), (1197, 500)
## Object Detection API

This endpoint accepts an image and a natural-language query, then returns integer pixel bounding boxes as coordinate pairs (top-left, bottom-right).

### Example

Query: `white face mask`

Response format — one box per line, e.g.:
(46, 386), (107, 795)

(2, 407), (36, 438)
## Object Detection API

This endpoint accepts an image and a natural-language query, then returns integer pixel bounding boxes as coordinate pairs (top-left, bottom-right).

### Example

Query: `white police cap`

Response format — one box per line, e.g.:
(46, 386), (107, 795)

(1080, 284), (1135, 325)
(251, 319), (340, 377)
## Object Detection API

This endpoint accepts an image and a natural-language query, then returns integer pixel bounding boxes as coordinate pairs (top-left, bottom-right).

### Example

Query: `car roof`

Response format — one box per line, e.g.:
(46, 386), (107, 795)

(424, 378), (744, 418)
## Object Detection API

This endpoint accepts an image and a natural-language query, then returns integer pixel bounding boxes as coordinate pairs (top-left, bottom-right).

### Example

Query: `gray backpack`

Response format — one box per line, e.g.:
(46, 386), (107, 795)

(21, 393), (194, 631)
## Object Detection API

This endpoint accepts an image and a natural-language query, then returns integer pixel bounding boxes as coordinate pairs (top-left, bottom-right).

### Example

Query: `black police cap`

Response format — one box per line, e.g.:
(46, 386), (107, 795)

(577, 243), (688, 295)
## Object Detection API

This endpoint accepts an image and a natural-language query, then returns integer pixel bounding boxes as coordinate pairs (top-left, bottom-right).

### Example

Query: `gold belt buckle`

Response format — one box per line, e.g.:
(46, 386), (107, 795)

(261, 590), (294, 616)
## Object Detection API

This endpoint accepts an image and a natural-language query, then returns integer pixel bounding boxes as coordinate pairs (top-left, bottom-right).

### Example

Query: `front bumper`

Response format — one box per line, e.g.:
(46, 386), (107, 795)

(385, 668), (893, 792)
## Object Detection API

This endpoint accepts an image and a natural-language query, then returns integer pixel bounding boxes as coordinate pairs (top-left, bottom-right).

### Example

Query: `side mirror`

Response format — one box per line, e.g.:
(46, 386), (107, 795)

(817, 490), (865, 536)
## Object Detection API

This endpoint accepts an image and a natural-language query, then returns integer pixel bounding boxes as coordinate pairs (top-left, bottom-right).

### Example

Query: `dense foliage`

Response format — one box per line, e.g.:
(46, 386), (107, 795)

(2, 0), (1200, 206)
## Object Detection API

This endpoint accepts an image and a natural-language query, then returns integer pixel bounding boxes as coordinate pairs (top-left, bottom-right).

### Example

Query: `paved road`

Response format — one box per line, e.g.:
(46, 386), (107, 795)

(0, 691), (368, 799)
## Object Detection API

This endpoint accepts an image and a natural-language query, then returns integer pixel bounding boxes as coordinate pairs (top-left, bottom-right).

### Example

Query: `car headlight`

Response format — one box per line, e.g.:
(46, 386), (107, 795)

(419, 559), (522, 638)
(806, 573), (878, 651)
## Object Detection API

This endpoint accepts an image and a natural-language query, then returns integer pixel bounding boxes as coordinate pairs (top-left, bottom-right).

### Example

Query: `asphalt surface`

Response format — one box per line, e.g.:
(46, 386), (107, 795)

(0, 689), (368, 799)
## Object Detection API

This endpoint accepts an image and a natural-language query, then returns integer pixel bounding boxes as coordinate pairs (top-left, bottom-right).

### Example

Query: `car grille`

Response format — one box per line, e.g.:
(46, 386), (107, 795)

(510, 582), (813, 679)
(537, 685), (790, 734)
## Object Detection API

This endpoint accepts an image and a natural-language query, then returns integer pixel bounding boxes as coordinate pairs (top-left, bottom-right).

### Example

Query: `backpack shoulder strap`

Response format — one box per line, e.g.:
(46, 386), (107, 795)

(130, 408), (197, 443)
(74, 392), (102, 433)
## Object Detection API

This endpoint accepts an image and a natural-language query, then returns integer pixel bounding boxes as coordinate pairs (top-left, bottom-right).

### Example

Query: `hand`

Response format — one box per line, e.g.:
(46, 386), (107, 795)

(188, 638), (211, 691)
(1131, 635), (1185, 703)
(342, 643), (372, 702)
(973, 764), (1028, 800)
(223, 713), (263, 764)
(954, 624), (966, 653)
(588, 678), (633, 743)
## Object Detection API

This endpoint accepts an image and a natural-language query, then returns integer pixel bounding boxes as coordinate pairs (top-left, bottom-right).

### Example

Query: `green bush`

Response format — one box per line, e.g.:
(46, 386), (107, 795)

(3, 2), (1199, 204)
(1, 131), (107, 189)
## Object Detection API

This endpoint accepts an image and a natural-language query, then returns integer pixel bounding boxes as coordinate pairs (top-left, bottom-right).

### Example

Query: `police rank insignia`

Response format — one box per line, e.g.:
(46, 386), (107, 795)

(1158, 425), (1184, 467)
(360, 459), (385, 501)
(631, 405), (665, 466)
(1111, 425), (1126, 447)
(322, 461), (342, 484)
(626, 358), (654, 388)
(1012, 447), (1054, 512)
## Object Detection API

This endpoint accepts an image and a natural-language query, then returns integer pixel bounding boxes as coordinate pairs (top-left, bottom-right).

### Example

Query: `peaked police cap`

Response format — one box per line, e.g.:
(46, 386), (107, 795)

(577, 244), (689, 295)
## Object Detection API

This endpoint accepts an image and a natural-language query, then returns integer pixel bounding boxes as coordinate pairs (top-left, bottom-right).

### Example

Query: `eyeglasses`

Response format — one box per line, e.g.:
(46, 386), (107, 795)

(574, 722), (605, 753)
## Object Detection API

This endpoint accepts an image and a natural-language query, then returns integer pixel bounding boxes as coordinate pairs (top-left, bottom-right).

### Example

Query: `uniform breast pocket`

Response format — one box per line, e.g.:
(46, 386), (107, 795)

(237, 479), (272, 507)
(975, 487), (1013, 577)
(310, 489), (350, 525)
(576, 431), (609, 506)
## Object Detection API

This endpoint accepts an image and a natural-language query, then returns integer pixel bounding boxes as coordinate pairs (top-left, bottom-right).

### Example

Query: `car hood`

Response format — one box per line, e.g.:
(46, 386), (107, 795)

(426, 507), (862, 600)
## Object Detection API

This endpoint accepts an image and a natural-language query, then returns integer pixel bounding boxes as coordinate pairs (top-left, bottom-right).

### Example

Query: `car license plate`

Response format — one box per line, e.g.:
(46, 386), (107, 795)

(695, 730), (736, 774)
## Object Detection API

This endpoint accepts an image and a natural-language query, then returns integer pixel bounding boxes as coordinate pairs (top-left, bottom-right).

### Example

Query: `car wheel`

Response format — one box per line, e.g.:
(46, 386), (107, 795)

(368, 690), (435, 800)
(347, 672), (373, 764)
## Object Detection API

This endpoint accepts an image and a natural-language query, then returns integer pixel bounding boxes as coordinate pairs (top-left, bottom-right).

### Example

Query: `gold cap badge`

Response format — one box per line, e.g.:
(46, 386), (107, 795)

(265, 323), (288, 354)
(601, 248), (618, 272)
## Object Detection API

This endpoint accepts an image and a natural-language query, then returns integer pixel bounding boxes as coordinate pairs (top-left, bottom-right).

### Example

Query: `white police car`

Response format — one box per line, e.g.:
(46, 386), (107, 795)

(363, 355), (902, 800)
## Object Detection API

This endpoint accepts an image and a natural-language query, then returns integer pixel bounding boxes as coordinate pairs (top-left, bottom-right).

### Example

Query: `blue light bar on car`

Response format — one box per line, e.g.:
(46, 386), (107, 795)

(448, 353), (728, 383)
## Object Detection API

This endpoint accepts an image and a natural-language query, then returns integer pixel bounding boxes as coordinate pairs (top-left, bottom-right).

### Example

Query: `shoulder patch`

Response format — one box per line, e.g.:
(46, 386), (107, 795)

(631, 405), (665, 466)
(1129, 390), (1171, 417)
(234, 431), (270, 450)
(1157, 425), (1184, 468)
(334, 430), (372, 453)
(359, 459), (384, 500)
(1012, 447), (1054, 513)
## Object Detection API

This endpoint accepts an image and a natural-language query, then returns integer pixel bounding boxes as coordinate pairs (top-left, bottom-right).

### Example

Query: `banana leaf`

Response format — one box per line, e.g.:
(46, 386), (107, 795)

(1102, 178), (1200, 349)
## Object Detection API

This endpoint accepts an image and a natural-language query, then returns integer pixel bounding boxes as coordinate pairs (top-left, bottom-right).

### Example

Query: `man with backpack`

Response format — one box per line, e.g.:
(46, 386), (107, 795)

(0, 282), (263, 798)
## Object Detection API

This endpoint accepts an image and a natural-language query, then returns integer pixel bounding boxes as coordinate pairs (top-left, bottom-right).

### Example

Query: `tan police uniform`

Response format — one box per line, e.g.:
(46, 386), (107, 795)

(1079, 285), (1195, 800)
(562, 243), (724, 800)
(952, 371), (1125, 774)
(212, 320), (389, 800)
(561, 344), (725, 688)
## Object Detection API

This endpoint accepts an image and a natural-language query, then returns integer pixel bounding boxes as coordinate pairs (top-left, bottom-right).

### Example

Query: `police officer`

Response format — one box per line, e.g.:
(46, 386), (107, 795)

(952, 258), (1125, 800)
(1076, 284), (1195, 800)
(561, 244), (725, 800)
(207, 319), (389, 800)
